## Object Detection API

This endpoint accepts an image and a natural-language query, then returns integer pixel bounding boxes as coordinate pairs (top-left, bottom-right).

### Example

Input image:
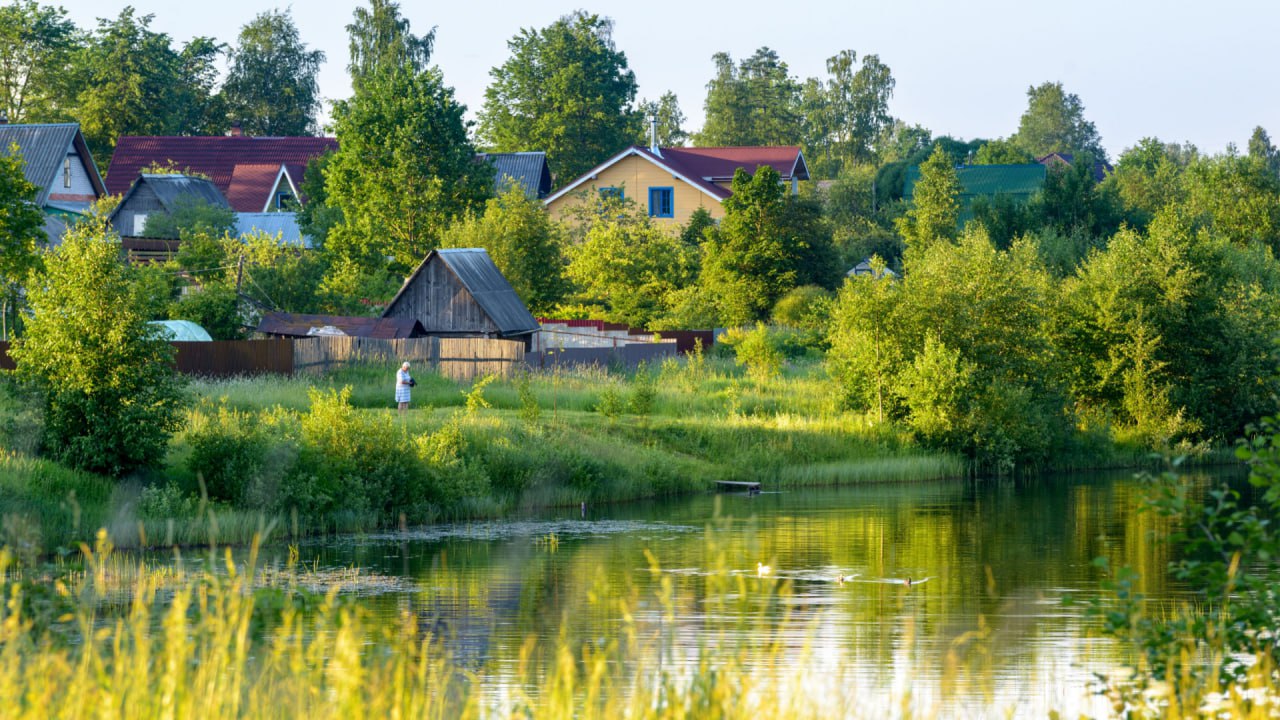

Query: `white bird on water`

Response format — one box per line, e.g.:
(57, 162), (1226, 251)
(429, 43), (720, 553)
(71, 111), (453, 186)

(757, 562), (771, 577)
(835, 573), (859, 585)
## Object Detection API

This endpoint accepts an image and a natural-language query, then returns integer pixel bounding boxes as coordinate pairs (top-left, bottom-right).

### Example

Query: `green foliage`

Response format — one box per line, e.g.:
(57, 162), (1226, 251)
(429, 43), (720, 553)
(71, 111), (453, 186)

(222, 9), (324, 136)
(184, 401), (269, 503)
(126, 261), (180, 320)
(517, 373), (541, 426)
(771, 285), (832, 330)
(696, 48), (802, 147)
(1101, 137), (1194, 229)
(1182, 150), (1280, 250)
(464, 375), (496, 415)
(1011, 81), (1106, 160)
(71, 8), (225, 168)
(233, 231), (329, 314)
(896, 334), (972, 447)
(896, 145), (959, 253)
(441, 185), (569, 314)
(636, 91), (687, 147)
(678, 207), (715, 247)
(295, 151), (342, 247)
(566, 202), (695, 328)
(478, 11), (639, 182)
(728, 323), (784, 383)
(0, 146), (45, 291)
(170, 284), (245, 341)
(142, 196), (236, 240)
(827, 261), (902, 423)
(628, 363), (656, 418)
(0, 0), (76, 123)
(1096, 420), (1280, 688)
(972, 138), (1033, 165)
(1055, 207), (1280, 441)
(594, 384), (624, 420)
(1032, 158), (1122, 240)
(800, 49), (895, 174)
(346, 0), (435, 89)
(700, 166), (838, 325)
(11, 222), (185, 475)
(325, 57), (491, 275)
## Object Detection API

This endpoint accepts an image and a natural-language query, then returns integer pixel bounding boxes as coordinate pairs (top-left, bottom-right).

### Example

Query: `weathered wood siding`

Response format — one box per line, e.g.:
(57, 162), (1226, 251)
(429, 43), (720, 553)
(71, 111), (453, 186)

(384, 259), (500, 335)
(294, 336), (523, 382)
(113, 183), (165, 237)
(546, 154), (723, 227)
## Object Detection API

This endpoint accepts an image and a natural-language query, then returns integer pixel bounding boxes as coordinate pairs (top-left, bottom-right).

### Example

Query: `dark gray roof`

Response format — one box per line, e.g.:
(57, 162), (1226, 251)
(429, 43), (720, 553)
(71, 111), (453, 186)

(383, 248), (540, 336)
(138, 174), (231, 210)
(0, 122), (105, 205)
(478, 152), (552, 199)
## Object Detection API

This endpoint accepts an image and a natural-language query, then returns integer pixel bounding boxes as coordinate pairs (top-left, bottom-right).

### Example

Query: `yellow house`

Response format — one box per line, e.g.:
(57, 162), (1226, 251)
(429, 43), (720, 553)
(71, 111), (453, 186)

(544, 145), (809, 227)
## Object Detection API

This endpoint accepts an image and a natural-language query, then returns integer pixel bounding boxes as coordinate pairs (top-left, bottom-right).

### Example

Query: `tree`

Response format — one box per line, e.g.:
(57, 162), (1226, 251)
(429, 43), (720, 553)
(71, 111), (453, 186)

(347, 0), (434, 88)
(700, 166), (838, 325)
(896, 144), (959, 252)
(11, 220), (185, 474)
(141, 196), (236, 240)
(441, 185), (569, 315)
(1248, 125), (1280, 178)
(1181, 150), (1280, 250)
(324, 59), (491, 275)
(479, 11), (639, 182)
(0, 0), (77, 123)
(222, 9), (324, 136)
(295, 150), (342, 247)
(1011, 81), (1106, 160)
(973, 138), (1033, 165)
(1102, 137), (1195, 229)
(565, 201), (695, 328)
(72, 8), (224, 168)
(0, 146), (45, 339)
(803, 50), (895, 174)
(696, 48), (802, 147)
(637, 91), (687, 147)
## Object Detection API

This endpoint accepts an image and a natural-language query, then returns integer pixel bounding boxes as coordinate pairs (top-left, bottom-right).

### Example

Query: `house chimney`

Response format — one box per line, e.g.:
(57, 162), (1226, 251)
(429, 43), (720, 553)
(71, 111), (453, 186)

(0, 112), (8, 125)
(649, 115), (661, 158)
(229, 121), (243, 137)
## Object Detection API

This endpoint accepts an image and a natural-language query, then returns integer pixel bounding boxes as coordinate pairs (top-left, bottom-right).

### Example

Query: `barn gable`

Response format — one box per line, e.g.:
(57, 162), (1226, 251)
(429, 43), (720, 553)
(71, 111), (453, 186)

(382, 249), (539, 339)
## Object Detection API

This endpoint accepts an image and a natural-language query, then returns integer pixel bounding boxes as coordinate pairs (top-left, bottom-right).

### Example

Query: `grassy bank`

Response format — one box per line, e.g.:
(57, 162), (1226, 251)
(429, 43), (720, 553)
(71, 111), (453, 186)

(0, 356), (1218, 553)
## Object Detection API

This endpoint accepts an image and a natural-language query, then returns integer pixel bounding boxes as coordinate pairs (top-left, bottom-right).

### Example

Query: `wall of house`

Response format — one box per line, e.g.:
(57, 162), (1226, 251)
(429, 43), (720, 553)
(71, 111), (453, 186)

(384, 259), (502, 335)
(112, 184), (166, 237)
(546, 154), (723, 227)
(45, 150), (99, 208)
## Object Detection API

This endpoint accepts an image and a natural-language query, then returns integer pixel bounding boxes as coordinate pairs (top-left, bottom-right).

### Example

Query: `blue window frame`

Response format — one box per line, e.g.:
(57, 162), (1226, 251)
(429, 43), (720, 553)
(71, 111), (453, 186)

(598, 186), (624, 201)
(648, 187), (674, 218)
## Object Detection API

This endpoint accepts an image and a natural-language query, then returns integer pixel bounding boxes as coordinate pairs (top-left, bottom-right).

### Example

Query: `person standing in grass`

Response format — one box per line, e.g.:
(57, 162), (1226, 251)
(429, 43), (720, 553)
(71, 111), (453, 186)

(396, 361), (414, 413)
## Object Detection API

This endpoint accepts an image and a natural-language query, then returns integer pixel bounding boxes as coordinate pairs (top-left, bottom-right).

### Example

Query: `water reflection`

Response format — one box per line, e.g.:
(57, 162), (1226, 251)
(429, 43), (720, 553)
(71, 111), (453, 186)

(266, 467), (1238, 716)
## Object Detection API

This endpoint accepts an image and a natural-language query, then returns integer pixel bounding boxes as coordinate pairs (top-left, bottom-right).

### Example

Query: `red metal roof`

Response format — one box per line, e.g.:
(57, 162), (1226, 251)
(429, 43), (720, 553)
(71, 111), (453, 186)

(656, 146), (808, 182)
(106, 136), (337, 212)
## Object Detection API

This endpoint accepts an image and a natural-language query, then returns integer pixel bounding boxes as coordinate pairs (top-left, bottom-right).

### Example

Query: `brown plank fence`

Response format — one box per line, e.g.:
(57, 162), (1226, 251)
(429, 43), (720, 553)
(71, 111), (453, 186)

(293, 336), (525, 382)
(0, 337), (524, 382)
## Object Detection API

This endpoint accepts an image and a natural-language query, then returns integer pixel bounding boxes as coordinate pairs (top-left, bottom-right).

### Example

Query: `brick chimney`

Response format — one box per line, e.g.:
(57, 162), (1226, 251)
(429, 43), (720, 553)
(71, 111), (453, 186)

(229, 121), (243, 137)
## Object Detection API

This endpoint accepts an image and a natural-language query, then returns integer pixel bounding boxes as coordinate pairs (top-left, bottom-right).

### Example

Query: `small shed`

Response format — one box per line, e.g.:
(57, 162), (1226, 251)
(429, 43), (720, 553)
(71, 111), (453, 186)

(257, 312), (426, 339)
(109, 173), (231, 238)
(382, 248), (539, 346)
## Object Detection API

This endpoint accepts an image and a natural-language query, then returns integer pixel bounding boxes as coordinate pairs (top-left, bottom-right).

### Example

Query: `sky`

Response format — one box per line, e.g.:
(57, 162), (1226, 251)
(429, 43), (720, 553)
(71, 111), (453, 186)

(47, 0), (1280, 160)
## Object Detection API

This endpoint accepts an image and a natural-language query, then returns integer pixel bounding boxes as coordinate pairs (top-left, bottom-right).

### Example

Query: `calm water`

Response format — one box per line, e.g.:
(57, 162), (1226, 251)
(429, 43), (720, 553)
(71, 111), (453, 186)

(272, 468), (1235, 717)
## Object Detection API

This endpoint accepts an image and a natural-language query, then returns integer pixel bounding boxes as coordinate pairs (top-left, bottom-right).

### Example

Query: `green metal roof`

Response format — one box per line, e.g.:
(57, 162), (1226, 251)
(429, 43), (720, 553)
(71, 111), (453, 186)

(904, 163), (1046, 201)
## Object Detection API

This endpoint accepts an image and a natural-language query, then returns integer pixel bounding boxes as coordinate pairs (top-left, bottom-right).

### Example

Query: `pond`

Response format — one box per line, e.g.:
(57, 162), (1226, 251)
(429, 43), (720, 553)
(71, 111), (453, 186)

(263, 467), (1234, 717)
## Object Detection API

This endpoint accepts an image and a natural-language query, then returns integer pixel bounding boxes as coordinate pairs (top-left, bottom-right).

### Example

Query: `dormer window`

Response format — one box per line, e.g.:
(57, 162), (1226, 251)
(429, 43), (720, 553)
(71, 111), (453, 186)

(275, 191), (295, 210)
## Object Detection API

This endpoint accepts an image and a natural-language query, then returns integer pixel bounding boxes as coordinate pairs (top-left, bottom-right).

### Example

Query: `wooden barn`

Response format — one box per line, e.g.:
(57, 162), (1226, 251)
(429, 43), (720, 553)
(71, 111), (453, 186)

(382, 248), (540, 347)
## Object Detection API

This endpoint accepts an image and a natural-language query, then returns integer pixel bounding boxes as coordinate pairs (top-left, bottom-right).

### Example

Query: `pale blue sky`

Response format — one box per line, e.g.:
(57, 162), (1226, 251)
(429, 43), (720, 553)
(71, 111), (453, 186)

(49, 0), (1279, 159)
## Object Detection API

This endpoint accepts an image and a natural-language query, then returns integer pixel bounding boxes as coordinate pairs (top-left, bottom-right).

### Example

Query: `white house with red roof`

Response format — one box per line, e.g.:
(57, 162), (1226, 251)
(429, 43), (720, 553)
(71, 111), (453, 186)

(543, 144), (809, 226)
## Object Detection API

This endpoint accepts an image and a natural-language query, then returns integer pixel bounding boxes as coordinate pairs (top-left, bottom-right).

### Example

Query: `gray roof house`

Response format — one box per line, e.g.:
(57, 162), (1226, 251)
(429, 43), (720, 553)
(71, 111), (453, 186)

(382, 248), (540, 346)
(478, 152), (553, 199)
(0, 122), (105, 243)
(109, 173), (231, 238)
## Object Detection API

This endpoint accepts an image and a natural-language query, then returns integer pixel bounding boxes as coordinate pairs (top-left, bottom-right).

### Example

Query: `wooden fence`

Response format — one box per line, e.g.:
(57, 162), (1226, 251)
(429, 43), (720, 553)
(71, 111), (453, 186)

(0, 337), (524, 382)
(293, 336), (525, 382)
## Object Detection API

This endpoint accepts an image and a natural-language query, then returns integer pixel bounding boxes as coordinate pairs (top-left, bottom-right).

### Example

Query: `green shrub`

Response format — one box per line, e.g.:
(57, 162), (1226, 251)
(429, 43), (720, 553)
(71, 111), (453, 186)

(728, 323), (783, 383)
(185, 402), (270, 503)
(629, 363), (657, 417)
(595, 385), (625, 420)
(771, 285), (832, 330)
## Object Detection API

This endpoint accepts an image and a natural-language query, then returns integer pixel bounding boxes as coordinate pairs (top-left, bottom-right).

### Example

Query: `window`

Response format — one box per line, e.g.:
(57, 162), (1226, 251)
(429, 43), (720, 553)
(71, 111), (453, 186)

(648, 187), (674, 218)
(275, 191), (295, 210)
(598, 186), (623, 201)
(63, 157), (71, 188)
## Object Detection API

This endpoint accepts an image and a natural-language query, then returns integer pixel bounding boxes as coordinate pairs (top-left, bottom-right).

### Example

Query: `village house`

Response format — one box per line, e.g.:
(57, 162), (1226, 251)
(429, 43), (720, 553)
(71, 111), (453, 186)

(0, 122), (105, 244)
(109, 173), (231, 239)
(542, 142), (809, 226)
